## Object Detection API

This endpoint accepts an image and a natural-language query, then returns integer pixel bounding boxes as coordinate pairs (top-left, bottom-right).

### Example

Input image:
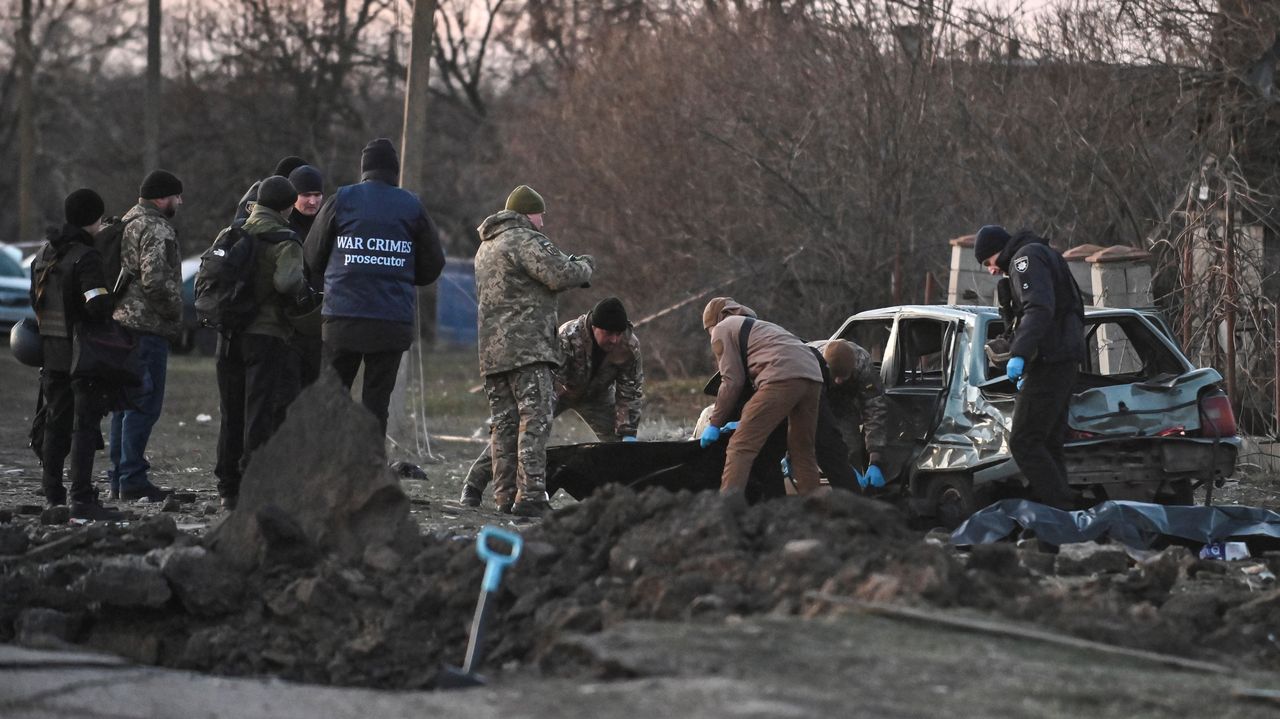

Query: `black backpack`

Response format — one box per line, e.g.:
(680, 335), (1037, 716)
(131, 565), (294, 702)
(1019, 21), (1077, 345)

(194, 225), (260, 334)
(94, 216), (131, 293)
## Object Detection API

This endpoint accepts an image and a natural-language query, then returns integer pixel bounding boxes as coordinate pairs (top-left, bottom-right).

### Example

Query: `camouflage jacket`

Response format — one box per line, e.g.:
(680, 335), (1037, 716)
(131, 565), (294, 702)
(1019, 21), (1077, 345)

(474, 211), (594, 375)
(555, 313), (644, 437)
(112, 203), (183, 342)
(810, 339), (889, 460)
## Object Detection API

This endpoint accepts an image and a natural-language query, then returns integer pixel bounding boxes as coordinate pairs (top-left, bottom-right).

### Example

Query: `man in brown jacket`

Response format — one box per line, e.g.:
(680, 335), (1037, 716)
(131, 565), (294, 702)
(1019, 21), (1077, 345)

(700, 297), (824, 495)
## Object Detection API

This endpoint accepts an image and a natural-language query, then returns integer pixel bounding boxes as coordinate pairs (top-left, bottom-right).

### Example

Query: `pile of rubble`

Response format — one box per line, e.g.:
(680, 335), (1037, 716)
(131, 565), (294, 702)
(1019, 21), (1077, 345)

(2, 377), (1278, 687)
(3, 485), (1279, 688)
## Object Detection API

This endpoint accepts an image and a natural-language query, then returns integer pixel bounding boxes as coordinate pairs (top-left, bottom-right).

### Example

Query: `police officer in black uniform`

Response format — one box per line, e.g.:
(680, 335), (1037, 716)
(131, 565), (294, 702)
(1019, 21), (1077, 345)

(303, 138), (445, 433)
(973, 225), (1084, 510)
(29, 189), (122, 520)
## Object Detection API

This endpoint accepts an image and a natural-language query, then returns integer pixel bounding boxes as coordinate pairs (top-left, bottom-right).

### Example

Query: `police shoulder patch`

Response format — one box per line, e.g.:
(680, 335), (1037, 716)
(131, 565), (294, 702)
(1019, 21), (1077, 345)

(1014, 256), (1029, 273)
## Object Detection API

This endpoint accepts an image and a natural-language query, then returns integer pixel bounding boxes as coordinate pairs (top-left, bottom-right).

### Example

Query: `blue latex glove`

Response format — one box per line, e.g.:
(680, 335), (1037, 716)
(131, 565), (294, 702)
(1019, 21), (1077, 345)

(865, 464), (886, 488)
(1006, 356), (1026, 385)
(699, 425), (721, 448)
(622, 436), (638, 442)
(780, 455), (791, 477)
(723, 421), (740, 431)
(855, 468), (869, 488)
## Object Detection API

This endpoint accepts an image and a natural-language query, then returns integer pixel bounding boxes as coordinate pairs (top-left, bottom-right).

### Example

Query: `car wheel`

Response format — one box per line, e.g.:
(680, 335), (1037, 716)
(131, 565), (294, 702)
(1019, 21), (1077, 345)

(924, 474), (976, 530)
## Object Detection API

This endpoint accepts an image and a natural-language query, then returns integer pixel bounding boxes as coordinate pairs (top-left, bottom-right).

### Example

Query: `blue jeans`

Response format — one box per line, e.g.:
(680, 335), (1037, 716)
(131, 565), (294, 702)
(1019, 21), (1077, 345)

(109, 333), (170, 494)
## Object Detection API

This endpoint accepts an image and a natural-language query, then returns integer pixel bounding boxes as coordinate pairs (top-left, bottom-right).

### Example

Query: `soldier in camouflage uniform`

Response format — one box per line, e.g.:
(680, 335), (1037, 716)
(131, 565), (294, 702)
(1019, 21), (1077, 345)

(108, 170), (185, 503)
(474, 185), (594, 516)
(460, 297), (643, 504)
(810, 339), (890, 490)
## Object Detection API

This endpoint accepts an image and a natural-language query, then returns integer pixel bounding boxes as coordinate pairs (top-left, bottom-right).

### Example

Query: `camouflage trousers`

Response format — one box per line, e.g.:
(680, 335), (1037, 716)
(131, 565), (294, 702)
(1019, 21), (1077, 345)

(482, 363), (556, 508)
(463, 393), (621, 495)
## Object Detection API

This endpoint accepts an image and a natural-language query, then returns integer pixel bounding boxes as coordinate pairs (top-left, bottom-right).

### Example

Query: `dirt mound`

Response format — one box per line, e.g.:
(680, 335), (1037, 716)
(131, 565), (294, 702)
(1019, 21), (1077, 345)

(3, 487), (1279, 688)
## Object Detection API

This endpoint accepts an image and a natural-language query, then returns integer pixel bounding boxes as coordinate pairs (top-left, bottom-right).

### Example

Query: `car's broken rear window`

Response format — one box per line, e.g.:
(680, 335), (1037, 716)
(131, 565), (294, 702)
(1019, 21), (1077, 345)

(1079, 317), (1186, 386)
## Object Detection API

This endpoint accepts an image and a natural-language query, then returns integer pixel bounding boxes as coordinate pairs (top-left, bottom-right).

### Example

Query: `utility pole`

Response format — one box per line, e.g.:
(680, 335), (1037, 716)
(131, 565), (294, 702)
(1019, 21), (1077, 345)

(144, 0), (162, 171)
(18, 0), (36, 243)
(388, 0), (439, 456)
(399, 0), (440, 345)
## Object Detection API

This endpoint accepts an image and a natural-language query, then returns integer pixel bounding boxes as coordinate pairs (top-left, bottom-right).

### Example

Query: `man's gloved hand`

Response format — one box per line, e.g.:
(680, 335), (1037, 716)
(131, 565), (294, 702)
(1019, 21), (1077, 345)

(865, 464), (886, 488)
(780, 455), (791, 477)
(622, 436), (638, 443)
(855, 468), (869, 489)
(699, 425), (721, 448)
(1006, 356), (1026, 385)
(723, 421), (740, 432)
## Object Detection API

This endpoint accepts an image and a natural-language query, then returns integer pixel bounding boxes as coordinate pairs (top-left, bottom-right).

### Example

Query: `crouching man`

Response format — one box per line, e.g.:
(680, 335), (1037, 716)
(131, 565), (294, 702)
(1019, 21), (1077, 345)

(460, 296), (642, 506)
(700, 297), (824, 496)
(807, 338), (890, 491)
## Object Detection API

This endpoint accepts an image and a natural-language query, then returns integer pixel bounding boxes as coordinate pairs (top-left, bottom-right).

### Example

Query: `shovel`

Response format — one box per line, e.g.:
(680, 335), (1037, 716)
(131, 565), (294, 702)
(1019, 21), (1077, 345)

(437, 525), (523, 689)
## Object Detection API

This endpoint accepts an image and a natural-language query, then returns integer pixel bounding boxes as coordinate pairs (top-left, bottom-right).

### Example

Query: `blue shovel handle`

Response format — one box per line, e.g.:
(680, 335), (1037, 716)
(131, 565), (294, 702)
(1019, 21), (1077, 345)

(476, 526), (523, 593)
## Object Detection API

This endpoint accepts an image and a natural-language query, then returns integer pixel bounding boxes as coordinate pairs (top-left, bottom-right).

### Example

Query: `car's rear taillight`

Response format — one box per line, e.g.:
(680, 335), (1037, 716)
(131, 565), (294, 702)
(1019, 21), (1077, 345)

(1198, 394), (1237, 437)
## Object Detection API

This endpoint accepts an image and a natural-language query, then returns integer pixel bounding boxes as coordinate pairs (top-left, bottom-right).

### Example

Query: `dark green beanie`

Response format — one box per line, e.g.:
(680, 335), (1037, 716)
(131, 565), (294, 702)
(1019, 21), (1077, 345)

(505, 185), (546, 215)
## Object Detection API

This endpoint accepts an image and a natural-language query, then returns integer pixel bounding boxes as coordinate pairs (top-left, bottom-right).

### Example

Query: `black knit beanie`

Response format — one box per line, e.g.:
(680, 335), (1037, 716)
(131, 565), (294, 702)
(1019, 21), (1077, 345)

(64, 188), (105, 227)
(139, 170), (183, 200)
(288, 165), (324, 194)
(590, 297), (629, 332)
(973, 225), (1011, 263)
(256, 175), (298, 212)
(361, 138), (399, 174)
(273, 156), (308, 178)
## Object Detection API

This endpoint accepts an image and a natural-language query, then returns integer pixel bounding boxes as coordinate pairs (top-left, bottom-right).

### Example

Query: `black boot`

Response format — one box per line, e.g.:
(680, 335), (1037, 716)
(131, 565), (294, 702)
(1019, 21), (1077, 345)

(459, 484), (482, 507)
(70, 498), (124, 521)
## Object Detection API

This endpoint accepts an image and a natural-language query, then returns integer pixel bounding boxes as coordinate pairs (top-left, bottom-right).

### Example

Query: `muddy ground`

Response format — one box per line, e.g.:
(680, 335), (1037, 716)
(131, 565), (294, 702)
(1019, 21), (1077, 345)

(3, 345), (1280, 714)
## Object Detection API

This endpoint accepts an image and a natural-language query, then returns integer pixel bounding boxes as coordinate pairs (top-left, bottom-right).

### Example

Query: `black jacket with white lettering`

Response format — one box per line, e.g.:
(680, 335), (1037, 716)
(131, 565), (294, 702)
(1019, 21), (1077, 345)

(996, 230), (1085, 365)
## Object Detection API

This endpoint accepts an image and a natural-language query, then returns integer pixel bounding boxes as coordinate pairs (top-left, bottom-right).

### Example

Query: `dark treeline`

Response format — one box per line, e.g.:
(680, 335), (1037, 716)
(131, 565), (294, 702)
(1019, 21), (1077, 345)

(3, 0), (1278, 376)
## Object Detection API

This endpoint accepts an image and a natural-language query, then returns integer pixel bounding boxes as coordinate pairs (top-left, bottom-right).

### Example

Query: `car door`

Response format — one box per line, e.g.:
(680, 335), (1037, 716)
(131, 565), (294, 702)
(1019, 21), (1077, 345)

(837, 314), (957, 479)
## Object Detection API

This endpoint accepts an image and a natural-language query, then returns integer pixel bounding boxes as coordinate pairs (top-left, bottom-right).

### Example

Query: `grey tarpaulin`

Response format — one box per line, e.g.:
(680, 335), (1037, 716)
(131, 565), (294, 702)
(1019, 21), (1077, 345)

(950, 499), (1280, 550)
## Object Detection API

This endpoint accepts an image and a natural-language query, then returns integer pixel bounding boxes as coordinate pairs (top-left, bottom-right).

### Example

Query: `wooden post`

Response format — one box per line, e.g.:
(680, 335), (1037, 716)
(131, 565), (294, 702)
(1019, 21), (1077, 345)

(400, 0), (439, 347)
(144, 0), (161, 171)
(18, 0), (36, 243)
(387, 0), (438, 454)
(1181, 221), (1194, 352)
(893, 245), (902, 305)
(1224, 182), (1237, 407)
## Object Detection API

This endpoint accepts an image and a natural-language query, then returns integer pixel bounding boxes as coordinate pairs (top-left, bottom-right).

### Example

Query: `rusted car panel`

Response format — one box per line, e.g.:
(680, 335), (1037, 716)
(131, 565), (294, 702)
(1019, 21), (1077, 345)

(830, 305), (1240, 524)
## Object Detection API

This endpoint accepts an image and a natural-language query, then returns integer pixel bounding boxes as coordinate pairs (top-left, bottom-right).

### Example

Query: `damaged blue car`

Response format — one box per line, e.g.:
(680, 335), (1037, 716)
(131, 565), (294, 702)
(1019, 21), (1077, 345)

(834, 305), (1239, 527)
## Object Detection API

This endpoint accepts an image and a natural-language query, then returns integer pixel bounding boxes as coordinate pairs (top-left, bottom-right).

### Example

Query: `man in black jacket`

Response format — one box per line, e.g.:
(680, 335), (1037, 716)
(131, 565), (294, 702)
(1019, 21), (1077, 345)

(303, 139), (446, 433)
(274, 164), (326, 419)
(974, 225), (1084, 510)
(29, 189), (121, 520)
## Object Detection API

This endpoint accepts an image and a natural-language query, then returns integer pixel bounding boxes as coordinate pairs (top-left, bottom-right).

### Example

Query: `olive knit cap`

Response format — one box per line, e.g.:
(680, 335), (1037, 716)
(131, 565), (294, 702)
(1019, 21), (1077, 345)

(505, 185), (546, 215)
(823, 340), (857, 382)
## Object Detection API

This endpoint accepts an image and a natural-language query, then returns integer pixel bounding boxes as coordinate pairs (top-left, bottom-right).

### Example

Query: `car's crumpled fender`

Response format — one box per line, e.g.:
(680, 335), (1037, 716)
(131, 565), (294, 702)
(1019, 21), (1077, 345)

(1068, 367), (1223, 436)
